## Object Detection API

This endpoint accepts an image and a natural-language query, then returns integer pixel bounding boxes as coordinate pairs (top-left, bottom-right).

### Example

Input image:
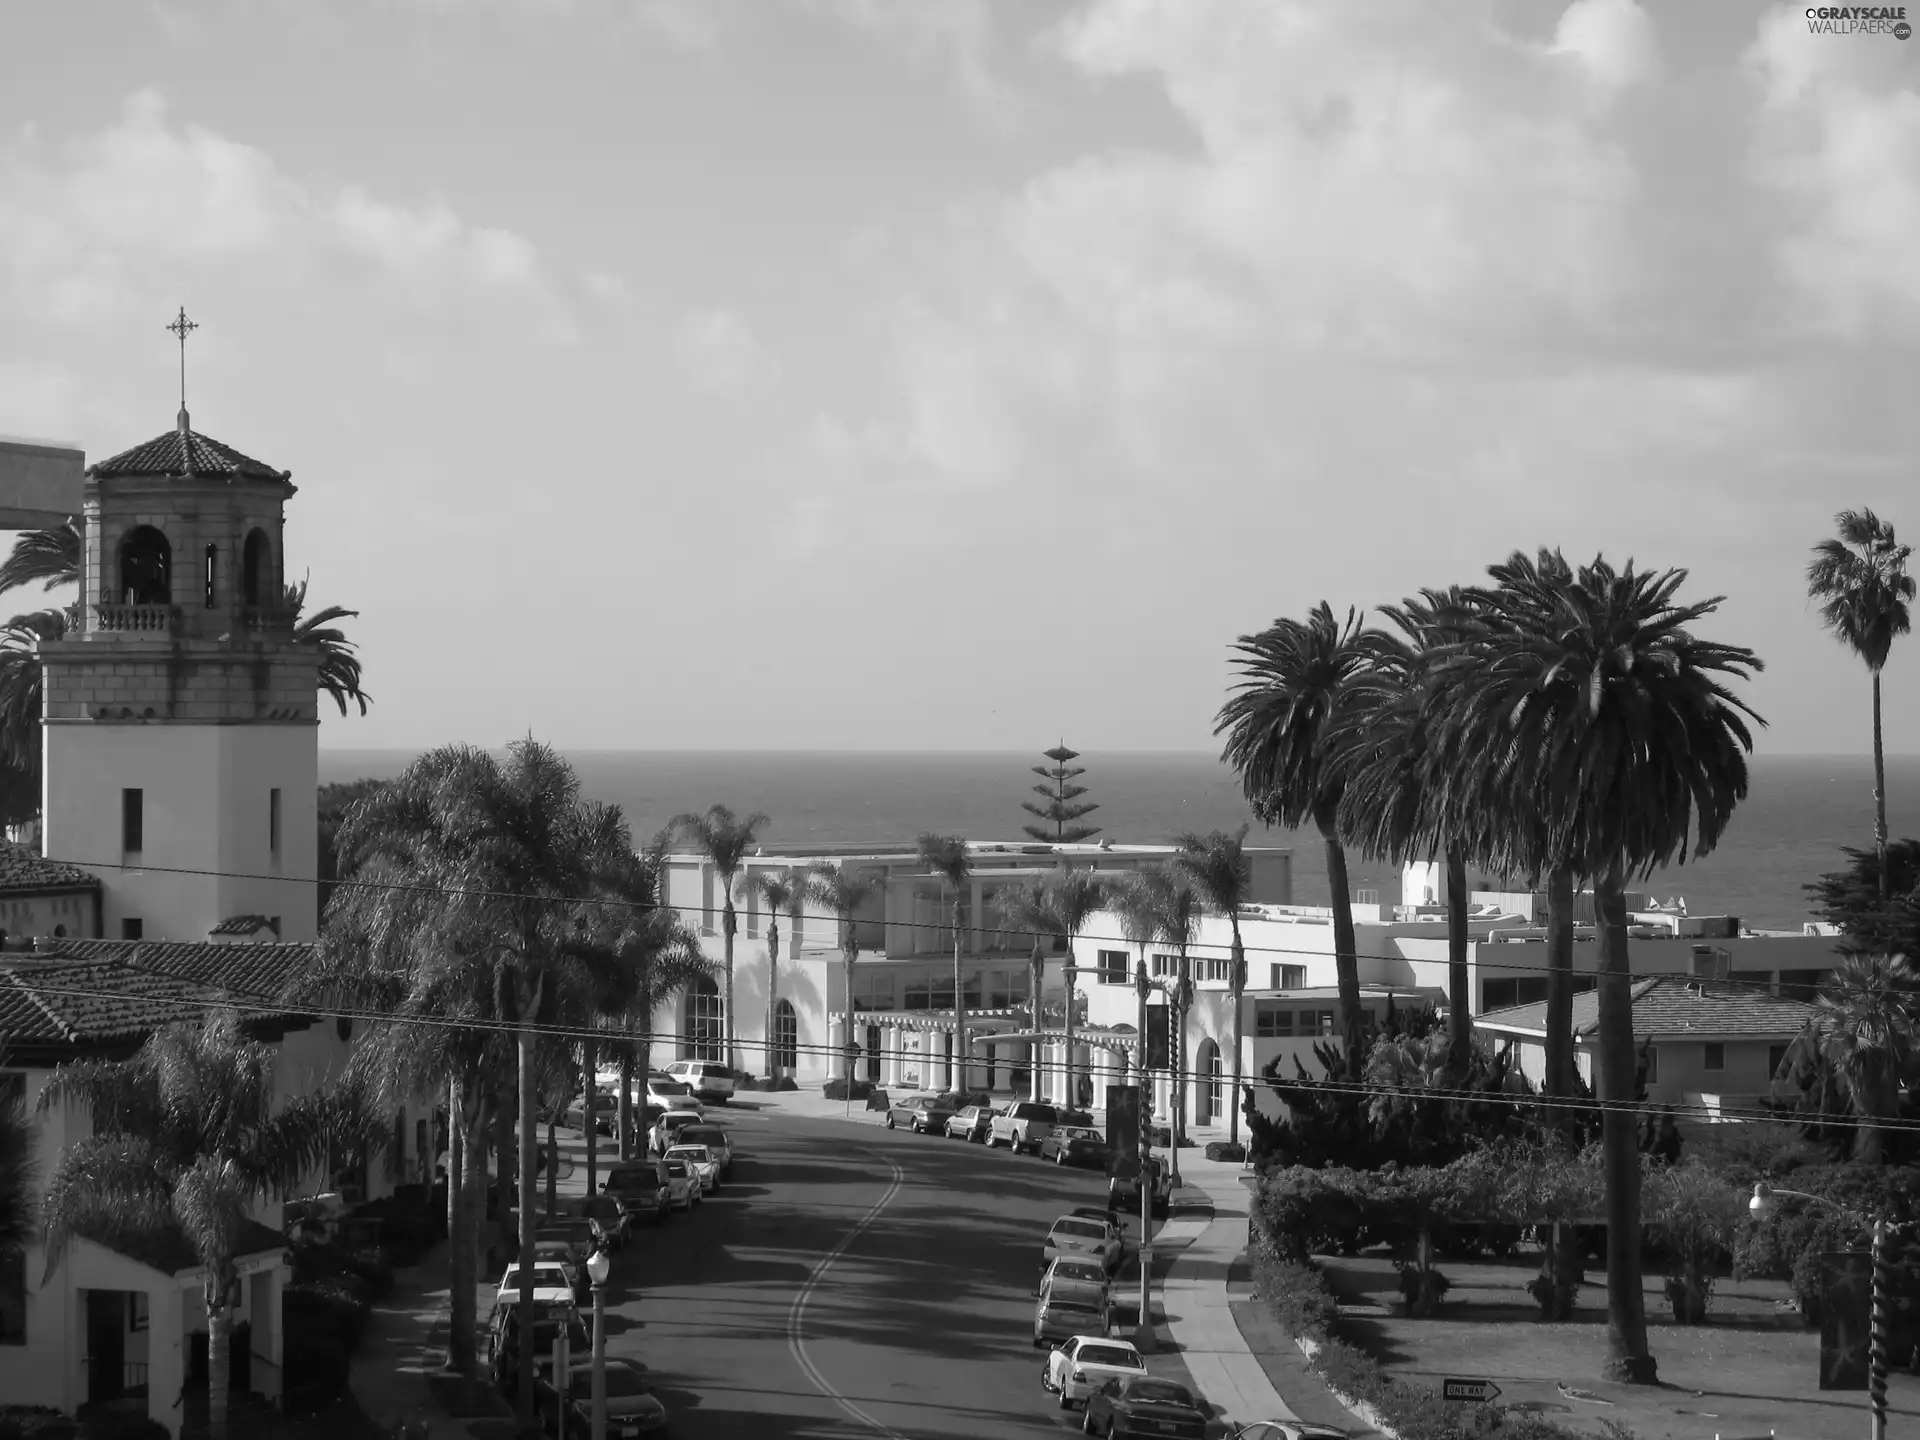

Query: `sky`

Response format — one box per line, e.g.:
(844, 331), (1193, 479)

(0, 0), (1915, 755)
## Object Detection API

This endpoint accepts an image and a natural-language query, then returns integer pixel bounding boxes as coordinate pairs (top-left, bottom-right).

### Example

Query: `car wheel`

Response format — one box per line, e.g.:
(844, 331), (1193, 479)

(1059, 1391), (1075, 1412)
(1055, 1150), (1066, 1165)
(884, 1113), (896, 1129)
(1081, 1408), (1098, 1435)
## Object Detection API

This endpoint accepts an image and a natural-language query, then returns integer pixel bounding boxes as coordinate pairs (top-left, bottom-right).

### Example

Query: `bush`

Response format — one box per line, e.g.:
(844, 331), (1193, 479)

(774, 1076), (799, 1092)
(73, 1415), (167, 1440)
(0, 1408), (78, 1440)
(292, 1241), (393, 1300)
(1205, 1140), (1247, 1163)
(822, 1077), (875, 1102)
(284, 1278), (372, 1352)
(282, 1334), (351, 1415)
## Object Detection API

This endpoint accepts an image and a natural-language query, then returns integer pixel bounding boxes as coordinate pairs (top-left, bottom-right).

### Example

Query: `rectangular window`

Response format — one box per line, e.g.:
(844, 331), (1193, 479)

(1703, 1042), (1725, 1072)
(268, 917), (281, 938)
(121, 918), (143, 941)
(1254, 1004), (1294, 1038)
(1152, 953), (1177, 978)
(1769, 1044), (1789, 1079)
(903, 973), (932, 1010)
(1097, 950), (1128, 985)
(1312, 1011), (1334, 1036)
(269, 788), (282, 855)
(1644, 1047), (1661, 1084)
(1271, 964), (1307, 990)
(122, 788), (143, 853)
(204, 543), (218, 608)
(988, 970), (1012, 1009)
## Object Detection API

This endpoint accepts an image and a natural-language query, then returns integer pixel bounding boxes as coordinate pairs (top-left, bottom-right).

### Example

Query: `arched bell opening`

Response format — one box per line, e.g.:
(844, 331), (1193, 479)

(117, 526), (172, 606)
(241, 528), (271, 608)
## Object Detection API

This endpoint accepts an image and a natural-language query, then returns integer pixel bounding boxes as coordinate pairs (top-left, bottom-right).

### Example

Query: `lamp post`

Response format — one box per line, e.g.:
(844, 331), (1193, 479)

(586, 1245), (611, 1440)
(1750, 1182), (1896, 1440)
(1134, 958), (1153, 1349)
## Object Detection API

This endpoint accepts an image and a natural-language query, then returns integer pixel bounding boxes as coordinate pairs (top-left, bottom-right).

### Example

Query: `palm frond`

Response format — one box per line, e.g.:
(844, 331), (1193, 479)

(39, 1135), (178, 1283)
(0, 523), (81, 598)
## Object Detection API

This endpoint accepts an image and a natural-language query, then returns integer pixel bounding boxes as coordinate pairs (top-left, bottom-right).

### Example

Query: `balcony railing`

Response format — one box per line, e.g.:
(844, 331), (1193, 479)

(243, 605), (296, 634)
(83, 1357), (149, 1395)
(92, 603), (179, 634)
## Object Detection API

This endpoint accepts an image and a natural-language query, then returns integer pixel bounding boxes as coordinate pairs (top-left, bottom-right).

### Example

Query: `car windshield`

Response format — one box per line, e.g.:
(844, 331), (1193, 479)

(650, 1079), (690, 1095)
(1054, 1220), (1107, 1240)
(1055, 1262), (1104, 1281)
(1078, 1344), (1143, 1369)
(1017, 1105), (1057, 1121)
(1049, 1301), (1100, 1315)
(1127, 1380), (1195, 1406)
(681, 1129), (725, 1145)
(606, 1171), (658, 1191)
(664, 1161), (689, 1176)
(665, 1148), (706, 1162)
(505, 1266), (570, 1290)
(1064, 1129), (1100, 1141)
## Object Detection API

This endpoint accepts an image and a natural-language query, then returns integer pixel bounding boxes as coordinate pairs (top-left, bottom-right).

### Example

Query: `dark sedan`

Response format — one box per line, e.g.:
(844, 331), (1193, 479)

(1082, 1374), (1208, 1439)
(944, 1103), (1001, 1142)
(884, 1093), (961, 1135)
(1038, 1125), (1113, 1169)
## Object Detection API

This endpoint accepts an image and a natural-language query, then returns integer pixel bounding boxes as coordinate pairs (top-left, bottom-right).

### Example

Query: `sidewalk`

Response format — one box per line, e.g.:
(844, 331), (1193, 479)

(349, 1242), (500, 1440)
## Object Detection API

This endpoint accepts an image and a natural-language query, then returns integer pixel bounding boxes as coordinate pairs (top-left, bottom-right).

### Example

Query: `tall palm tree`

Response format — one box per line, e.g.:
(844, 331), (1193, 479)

(37, 1010), (332, 1440)
(0, 520), (81, 597)
(1429, 550), (1763, 1385)
(995, 879), (1058, 1103)
(1174, 828), (1254, 1144)
(755, 871), (799, 1078)
(803, 865), (889, 1083)
(0, 609), (65, 824)
(284, 577), (373, 718)
(1218, 602), (1390, 1063)
(1110, 872), (1164, 1087)
(671, 805), (770, 1073)
(917, 833), (974, 1093)
(1808, 510), (1915, 902)
(326, 739), (627, 1430)
(1047, 867), (1107, 1112)
(1815, 953), (1920, 1164)
(0, 1056), (36, 1273)
(1137, 863), (1202, 1175)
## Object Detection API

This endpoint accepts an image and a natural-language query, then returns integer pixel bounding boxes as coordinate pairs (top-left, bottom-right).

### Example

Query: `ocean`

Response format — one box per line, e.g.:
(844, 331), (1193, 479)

(315, 750), (1920, 932)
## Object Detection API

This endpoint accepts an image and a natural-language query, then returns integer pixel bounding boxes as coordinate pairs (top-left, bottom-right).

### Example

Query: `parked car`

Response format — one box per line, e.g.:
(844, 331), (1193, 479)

(663, 1143), (719, 1193)
(662, 1058), (737, 1104)
(650, 1110), (707, 1150)
(561, 1092), (617, 1136)
(1039, 1126), (1113, 1169)
(535, 1218), (598, 1269)
(1041, 1335), (1148, 1411)
(602, 1160), (671, 1227)
(1033, 1289), (1111, 1349)
(493, 1262), (576, 1317)
(1081, 1374), (1209, 1438)
(1034, 1256), (1111, 1303)
(1110, 1154), (1173, 1220)
(661, 1156), (701, 1211)
(528, 1241), (587, 1305)
(944, 1103), (1000, 1142)
(485, 1307), (589, 1396)
(885, 1093), (960, 1135)
(645, 1075), (704, 1115)
(676, 1123), (734, 1180)
(562, 1193), (630, 1250)
(1043, 1214), (1125, 1276)
(990, 1101), (1059, 1154)
(534, 1355), (669, 1437)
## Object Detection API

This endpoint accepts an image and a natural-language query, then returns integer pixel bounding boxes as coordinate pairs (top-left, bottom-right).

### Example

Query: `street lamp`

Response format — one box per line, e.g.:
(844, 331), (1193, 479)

(586, 1246), (612, 1440)
(1749, 1182), (1894, 1440)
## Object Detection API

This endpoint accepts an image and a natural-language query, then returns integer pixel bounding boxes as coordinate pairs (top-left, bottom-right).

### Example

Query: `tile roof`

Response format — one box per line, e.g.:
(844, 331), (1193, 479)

(1476, 975), (1822, 1040)
(0, 843), (101, 893)
(43, 939), (315, 1003)
(0, 961), (223, 1045)
(89, 424), (287, 481)
(210, 914), (274, 936)
(93, 1217), (286, 1278)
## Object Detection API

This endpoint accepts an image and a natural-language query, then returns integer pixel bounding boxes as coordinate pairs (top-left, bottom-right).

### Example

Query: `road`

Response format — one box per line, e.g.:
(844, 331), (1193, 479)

(583, 1101), (1195, 1439)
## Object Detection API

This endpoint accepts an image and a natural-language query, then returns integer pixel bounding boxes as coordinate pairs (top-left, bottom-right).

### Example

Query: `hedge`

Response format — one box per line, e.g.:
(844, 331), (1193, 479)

(282, 1334), (351, 1416)
(0, 1408), (79, 1440)
(284, 1277), (372, 1352)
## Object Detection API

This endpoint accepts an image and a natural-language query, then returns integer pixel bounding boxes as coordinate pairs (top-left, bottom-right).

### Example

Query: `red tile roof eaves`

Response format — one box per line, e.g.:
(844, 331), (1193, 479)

(89, 427), (287, 481)
(1477, 975), (1821, 1039)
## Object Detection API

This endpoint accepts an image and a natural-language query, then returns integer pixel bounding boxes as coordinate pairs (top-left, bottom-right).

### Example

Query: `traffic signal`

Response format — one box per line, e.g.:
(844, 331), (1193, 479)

(1106, 1085), (1141, 1171)
(1145, 1003), (1170, 1070)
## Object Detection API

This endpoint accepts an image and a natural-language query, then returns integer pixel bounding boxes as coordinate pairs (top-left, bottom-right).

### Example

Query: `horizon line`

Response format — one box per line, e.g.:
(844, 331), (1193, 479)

(315, 746), (1920, 759)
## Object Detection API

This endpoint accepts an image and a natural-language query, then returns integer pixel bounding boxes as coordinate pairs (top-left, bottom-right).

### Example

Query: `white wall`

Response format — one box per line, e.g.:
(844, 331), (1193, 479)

(44, 722), (318, 943)
(0, 891), (95, 944)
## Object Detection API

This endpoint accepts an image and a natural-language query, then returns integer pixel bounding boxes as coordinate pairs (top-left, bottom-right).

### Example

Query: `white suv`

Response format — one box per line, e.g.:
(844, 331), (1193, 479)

(990, 1101), (1059, 1155)
(663, 1059), (737, 1104)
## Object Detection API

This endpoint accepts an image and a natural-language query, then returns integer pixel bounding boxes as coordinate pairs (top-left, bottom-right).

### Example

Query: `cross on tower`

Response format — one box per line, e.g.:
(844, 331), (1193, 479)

(165, 306), (198, 413)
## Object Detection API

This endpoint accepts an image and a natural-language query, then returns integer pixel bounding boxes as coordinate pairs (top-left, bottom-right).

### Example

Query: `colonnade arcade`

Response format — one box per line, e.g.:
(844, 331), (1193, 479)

(830, 1008), (1148, 1105)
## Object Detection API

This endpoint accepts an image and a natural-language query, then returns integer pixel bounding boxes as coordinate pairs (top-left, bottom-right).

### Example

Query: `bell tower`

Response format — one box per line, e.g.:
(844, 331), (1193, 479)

(35, 381), (320, 943)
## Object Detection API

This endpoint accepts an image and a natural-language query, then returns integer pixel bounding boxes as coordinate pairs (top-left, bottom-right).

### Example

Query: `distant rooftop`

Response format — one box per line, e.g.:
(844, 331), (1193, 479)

(1476, 975), (1821, 1041)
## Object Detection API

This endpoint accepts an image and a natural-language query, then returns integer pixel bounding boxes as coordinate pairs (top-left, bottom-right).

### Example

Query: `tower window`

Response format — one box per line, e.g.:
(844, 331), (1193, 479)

(117, 527), (172, 606)
(121, 918), (143, 941)
(270, 788), (282, 855)
(121, 788), (144, 853)
(204, 543), (218, 608)
(242, 529), (270, 607)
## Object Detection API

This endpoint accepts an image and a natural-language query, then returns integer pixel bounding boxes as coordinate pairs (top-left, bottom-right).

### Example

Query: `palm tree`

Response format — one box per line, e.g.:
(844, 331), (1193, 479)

(0, 609), (65, 826)
(1218, 602), (1390, 1063)
(917, 833), (974, 1093)
(0, 1056), (36, 1272)
(1110, 872), (1164, 1087)
(1430, 550), (1763, 1385)
(284, 577), (373, 718)
(37, 1010), (332, 1440)
(1808, 510), (1915, 902)
(1047, 867), (1107, 1112)
(0, 520), (81, 597)
(670, 805), (770, 1073)
(995, 879), (1058, 1103)
(1173, 828), (1254, 1144)
(803, 865), (889, 1084)
(1815, 953), (1920, 1164)
(325, 739), (627, 1429)
(755, 871), (799, 1078)
(1137, 863), (1202, 1175)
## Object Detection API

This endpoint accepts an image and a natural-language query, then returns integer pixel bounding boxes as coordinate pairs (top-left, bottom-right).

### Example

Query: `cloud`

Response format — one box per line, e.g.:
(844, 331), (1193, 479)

(802, 0), (1018, 127)
(1551, 0), (1661, 94)
(672, 308), (780, 395)
(0, 90), (567, 332)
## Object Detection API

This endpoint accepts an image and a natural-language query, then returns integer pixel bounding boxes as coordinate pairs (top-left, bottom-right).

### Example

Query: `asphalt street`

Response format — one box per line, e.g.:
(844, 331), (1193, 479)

(583, 1100), (1198, 1439)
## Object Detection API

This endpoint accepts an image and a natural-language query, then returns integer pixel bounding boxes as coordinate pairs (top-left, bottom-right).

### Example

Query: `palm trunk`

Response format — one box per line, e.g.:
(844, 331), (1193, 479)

(545, 1117), (557, 1216)
(206, 1277), (231, 1440)
(1443, 850), (1472, 1077)
(447, 1076), (462, 1255)
(1228, 919), (1246, 1147)
(1316, 808), (1364, 1073)
(584, 1034), (599, 1199)
(1064, 960), (1078, 1112)
(493, 1078), (514, 1253)
(617, 1052), (634, 1162)
(1545, 867), (1576, 1102)
(1594, 860), (1657, 1385)
(722, 896), (738, 1071)
(516, 1013), (540, 1434)
(951, 894), (967, 1094)
(843, 948), (857, 1082)
(1030, 941), (1045, 1103)
(1171, 952), (1187, 1185)
(447, 1073), (486, 1376)
(1874, 670), (1889, 903)
(766, 917), (781, 1078)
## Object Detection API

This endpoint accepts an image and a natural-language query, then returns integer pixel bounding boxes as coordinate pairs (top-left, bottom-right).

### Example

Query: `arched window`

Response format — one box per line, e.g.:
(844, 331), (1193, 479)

(683, 975), (723, 1062)
(772, 999), (798, 1073)
(242, 529), (271, 607)
(118, 526), (172, 606)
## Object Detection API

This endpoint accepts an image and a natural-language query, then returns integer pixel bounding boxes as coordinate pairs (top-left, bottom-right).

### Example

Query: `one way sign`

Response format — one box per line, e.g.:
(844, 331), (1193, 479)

(1443, 1378), (1502, 1403)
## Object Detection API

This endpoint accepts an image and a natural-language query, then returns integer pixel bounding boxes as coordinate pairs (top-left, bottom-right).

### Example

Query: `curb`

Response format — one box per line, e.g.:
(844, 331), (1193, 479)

(1295, 1336), (1400, 1440)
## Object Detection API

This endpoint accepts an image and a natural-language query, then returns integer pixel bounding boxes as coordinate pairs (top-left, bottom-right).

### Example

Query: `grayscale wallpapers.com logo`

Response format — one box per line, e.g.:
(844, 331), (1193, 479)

(1806, 5), (1913, 37)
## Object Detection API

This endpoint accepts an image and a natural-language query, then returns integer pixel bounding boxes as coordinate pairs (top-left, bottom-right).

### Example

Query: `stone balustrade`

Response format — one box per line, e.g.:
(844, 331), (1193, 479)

(91, 603), (179, 634)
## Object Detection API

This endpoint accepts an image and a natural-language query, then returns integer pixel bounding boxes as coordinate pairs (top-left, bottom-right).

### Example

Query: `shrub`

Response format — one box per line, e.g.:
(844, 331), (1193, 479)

(282, 1334), (351, 1415)
(284, 1278), (372, 1352)
(0, 1408), (78, 1440)
(1205, 1140), (1247, 1163)
(293, 1242), (393, 1300)
(774, 1076), (798, 1092)
(73, 1415), (167, 1440)
(822, 1077), (875, 1102)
